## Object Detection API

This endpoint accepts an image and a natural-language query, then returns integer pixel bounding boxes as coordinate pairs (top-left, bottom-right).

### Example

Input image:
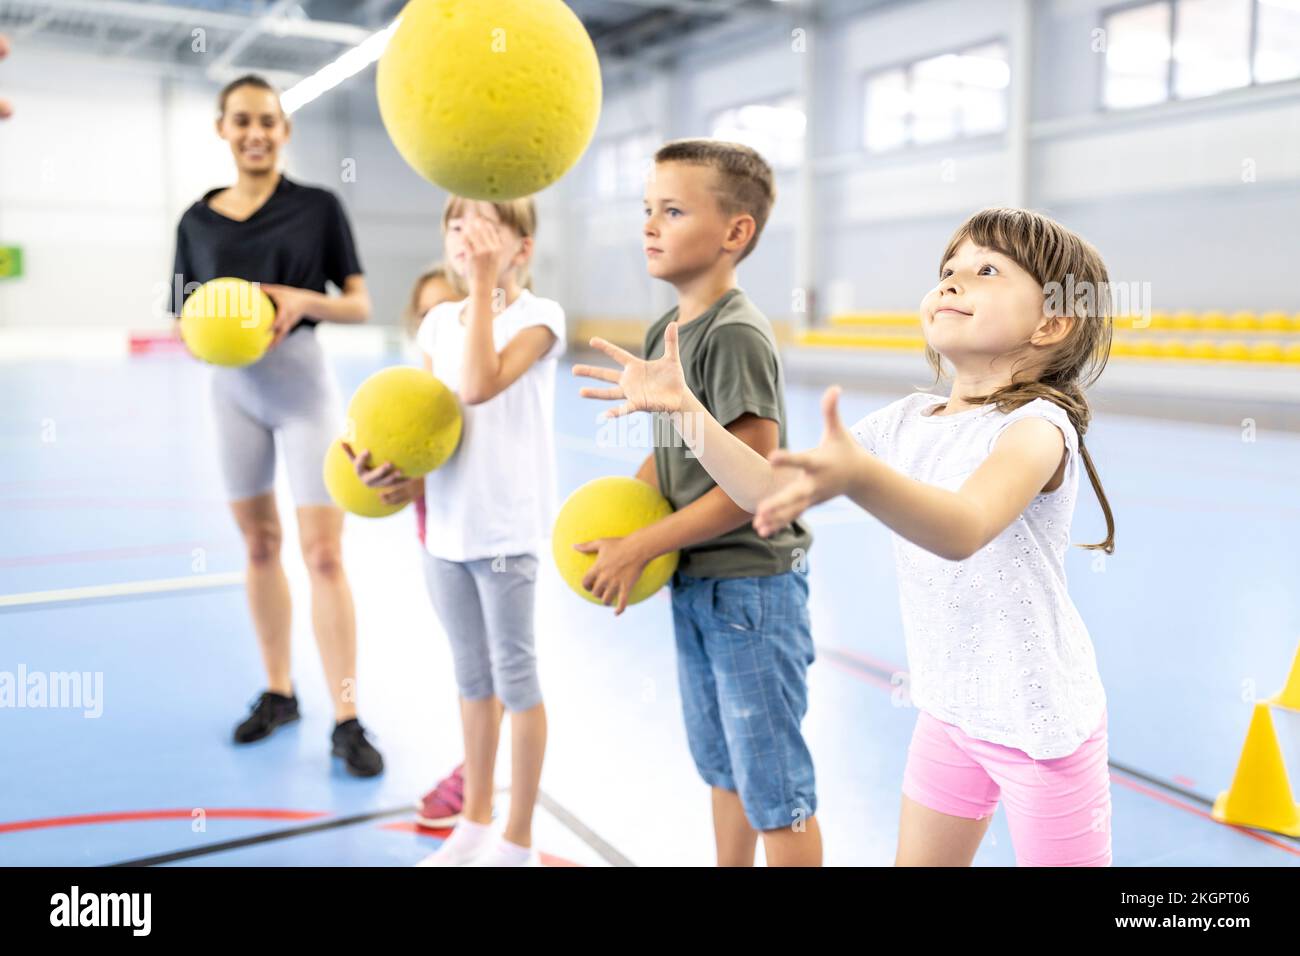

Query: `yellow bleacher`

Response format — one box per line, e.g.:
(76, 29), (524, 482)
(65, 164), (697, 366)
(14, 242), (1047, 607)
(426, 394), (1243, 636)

(805, 310), (1300, 365)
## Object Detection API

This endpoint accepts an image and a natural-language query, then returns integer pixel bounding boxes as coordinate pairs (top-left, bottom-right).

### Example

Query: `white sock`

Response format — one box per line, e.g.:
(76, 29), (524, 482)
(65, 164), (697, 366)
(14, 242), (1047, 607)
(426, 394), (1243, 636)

(415, 820), (494, 867)
(468, 837), (536, 867)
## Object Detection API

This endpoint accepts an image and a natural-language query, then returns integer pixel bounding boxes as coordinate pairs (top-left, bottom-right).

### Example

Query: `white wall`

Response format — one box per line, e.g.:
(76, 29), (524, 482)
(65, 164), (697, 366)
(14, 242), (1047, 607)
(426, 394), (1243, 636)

(581, 0), (1300, 316)
(2, 0), (1298, 335)
(0, 46), (452, 334)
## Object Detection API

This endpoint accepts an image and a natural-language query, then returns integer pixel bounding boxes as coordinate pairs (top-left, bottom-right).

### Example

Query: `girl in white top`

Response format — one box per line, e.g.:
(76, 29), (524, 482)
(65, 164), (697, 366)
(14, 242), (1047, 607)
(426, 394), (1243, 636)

(577, 207), (1116, 866)
(353, 195), (564, 867)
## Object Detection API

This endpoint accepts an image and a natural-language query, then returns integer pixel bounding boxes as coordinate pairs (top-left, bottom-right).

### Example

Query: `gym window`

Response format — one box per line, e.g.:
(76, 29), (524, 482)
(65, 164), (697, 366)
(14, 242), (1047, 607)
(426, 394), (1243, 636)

(710, 94), (807, 169)
(1102, 0), (1300, 110)
(861, 41), (1010, 154)
(595, 129), (660, 200)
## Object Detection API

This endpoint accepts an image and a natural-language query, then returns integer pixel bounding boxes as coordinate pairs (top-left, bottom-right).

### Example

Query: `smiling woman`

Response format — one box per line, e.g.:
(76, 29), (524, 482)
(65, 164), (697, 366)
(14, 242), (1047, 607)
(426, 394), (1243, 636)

(167, 73), (382, 779)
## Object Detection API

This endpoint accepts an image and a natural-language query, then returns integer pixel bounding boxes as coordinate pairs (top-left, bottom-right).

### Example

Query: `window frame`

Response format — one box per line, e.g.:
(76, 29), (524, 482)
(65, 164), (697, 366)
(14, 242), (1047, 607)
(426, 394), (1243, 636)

(593, 127), (660, 200)
(1099, 0), (1295, 112)
(707, 92), (807, 171)
(858, 36), (1012, 156)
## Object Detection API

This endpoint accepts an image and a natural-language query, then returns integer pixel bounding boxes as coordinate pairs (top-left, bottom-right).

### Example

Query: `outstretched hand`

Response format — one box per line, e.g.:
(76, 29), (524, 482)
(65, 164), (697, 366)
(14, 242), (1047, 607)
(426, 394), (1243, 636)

(572, 320), (688, 419)
(753, 385), (864, 537)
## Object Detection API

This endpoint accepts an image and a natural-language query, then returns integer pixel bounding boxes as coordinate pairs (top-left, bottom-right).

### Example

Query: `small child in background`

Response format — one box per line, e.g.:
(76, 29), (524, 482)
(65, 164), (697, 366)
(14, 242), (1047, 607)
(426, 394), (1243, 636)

(399, 263), (464, 549)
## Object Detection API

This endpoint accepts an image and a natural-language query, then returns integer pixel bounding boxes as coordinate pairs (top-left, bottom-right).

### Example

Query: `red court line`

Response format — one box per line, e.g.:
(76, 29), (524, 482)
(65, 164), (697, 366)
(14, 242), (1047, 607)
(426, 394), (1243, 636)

(820, 644), (905, 679)
(382, 821), (581, 867)
(820, 653), (895, 692)
(1109, 772), (1300, 858)
(0, 808), (328, 835)
(816, 639), (899, 676)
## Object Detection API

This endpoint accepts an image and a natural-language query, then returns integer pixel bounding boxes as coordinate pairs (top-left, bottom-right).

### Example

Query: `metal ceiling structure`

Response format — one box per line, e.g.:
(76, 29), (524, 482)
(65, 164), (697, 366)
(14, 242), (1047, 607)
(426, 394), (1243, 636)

(0, 0), (783, 89)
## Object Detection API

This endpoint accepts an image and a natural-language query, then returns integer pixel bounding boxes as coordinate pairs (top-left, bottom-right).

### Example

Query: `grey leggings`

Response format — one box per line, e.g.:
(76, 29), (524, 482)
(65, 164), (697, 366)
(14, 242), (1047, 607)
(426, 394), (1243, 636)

(421, 551), (542, 712)
(208, 328), (341, 506)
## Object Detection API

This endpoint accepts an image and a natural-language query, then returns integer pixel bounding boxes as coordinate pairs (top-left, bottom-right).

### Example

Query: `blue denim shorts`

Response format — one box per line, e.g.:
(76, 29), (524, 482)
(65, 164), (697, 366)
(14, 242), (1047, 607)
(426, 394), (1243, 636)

(670, 569), (817, 831)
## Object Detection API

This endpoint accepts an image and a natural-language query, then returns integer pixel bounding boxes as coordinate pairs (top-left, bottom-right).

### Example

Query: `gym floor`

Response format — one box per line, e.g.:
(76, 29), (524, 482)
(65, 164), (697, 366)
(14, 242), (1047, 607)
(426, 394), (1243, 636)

(2, 349), (1298, 867)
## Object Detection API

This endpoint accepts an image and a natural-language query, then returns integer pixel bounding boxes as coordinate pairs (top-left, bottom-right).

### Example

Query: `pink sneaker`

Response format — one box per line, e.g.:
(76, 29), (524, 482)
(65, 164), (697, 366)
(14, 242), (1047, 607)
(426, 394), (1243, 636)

(415, 763), (465, 829)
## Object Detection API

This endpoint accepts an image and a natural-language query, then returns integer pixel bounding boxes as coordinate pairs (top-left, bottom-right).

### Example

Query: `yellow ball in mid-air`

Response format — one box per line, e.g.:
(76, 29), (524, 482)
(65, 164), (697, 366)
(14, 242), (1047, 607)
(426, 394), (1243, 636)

(376, 0), (602, 200)
(552, 477), (679, 607)
(322, 439), (409, 518)
(345, 366), (462, 478)
(179, 277), (274, 367)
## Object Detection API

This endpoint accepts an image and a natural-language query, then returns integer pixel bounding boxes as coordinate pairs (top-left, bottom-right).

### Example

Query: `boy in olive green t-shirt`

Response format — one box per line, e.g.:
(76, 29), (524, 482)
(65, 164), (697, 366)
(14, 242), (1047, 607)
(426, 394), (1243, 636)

(574, 139), (821, 867)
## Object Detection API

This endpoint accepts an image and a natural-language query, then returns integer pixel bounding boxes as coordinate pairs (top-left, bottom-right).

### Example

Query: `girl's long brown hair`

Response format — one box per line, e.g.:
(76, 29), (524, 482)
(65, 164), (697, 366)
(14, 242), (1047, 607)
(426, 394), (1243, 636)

(930, 207), (1116, 554)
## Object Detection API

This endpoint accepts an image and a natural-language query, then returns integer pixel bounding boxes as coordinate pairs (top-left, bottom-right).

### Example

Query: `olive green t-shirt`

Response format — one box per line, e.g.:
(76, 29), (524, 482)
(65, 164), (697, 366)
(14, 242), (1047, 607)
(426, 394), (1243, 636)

(643, 287), (813, 579)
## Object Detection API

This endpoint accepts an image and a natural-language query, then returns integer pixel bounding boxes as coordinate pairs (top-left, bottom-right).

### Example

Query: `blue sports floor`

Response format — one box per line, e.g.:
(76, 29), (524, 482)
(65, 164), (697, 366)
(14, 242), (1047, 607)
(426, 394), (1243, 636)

(2, 350), (1299, 866)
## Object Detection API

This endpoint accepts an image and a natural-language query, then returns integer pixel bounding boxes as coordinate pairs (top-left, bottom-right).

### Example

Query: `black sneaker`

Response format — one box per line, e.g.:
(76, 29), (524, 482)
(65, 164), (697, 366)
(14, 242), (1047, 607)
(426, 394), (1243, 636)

(331, 718), (384, 777)
(233, 691), (300, 744)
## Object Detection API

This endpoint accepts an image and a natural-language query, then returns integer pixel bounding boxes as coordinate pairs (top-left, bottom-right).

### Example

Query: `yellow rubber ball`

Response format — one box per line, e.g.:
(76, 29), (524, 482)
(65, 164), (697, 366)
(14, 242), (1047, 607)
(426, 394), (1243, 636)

(376, 0), (602, 200)
(345, 366), (462, 478)
(323, 439), (408, 518)
(179, 277), (274, 367)
(552, 477), (679, 607)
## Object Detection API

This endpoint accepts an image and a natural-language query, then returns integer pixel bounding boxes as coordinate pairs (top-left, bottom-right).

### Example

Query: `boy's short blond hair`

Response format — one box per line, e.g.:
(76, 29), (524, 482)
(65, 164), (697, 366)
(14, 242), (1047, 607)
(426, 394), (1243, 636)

(653, 138), (776, 263)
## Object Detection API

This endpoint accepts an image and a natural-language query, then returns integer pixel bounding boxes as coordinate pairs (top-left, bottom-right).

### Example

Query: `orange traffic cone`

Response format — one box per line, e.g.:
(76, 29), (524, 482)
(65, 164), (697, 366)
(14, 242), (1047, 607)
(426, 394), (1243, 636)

(1271, 644), (1300, 712)
(1212, 702), (1300, 836)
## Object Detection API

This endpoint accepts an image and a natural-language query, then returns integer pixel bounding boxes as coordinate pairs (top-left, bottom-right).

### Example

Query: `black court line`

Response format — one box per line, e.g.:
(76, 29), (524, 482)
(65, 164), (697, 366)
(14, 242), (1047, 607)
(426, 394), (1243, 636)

(818, 643), (1300, 847)
(104, 806), (414, 867)
(103, 794), (635, 868)
(536, 789), (635, 867)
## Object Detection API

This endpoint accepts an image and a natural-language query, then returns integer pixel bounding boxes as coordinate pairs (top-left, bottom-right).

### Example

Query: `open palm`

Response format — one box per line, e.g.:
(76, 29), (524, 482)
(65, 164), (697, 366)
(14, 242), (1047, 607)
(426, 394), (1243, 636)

(573, 320), (688, 417)
(754, 385), (861, 537)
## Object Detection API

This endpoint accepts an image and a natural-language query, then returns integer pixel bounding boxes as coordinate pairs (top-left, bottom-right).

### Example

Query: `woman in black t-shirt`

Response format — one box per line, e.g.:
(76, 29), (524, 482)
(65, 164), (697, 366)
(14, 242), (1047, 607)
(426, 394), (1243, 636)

(170, 75), (381, 776)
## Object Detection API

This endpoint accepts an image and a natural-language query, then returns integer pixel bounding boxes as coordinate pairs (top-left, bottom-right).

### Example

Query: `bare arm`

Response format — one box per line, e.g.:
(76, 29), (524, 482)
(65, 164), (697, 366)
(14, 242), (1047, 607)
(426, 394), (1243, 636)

(262, 273), (370, 348)
(628, 414), (777, 560)
(756, 388), (1067, 562)
(574, 322), (782, 512)
(297, 274), (372, 323)
(459, 289), (557, 405)
(634, 452), (659, 491)
(842, 418), (1065, 560)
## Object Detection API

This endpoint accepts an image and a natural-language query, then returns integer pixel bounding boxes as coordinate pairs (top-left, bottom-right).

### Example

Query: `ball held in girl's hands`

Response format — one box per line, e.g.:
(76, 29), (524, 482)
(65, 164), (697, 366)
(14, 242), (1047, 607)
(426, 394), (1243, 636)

(552, 476), (679, 607)
(179, 277), (275, 367)
(345, 366), (462, 479)
(376, 0), (602, 200)
(322, 439), (409, 518)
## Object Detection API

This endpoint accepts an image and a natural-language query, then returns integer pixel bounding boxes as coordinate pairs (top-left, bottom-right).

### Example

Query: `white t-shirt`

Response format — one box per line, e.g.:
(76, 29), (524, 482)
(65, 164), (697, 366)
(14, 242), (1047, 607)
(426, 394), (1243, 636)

(850, 392), (1106, 759)
(415, 289), (566, 562)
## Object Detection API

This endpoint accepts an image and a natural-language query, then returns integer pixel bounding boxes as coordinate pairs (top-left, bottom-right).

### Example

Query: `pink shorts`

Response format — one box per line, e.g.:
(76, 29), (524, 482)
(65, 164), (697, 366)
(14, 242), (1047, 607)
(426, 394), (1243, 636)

(902, 709), (1112, 867)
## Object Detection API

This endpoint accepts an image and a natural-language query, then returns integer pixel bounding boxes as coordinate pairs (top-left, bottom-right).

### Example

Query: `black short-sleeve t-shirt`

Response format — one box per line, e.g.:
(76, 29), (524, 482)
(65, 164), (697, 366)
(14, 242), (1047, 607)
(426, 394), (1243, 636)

(170, 175), (363, 331)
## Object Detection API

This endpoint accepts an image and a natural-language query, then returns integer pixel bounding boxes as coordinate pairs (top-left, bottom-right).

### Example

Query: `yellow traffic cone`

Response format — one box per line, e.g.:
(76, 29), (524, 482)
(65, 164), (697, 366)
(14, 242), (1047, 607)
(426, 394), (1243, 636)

(1212, 702), (1300, 836)
(1271, 644), (1300, 712)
